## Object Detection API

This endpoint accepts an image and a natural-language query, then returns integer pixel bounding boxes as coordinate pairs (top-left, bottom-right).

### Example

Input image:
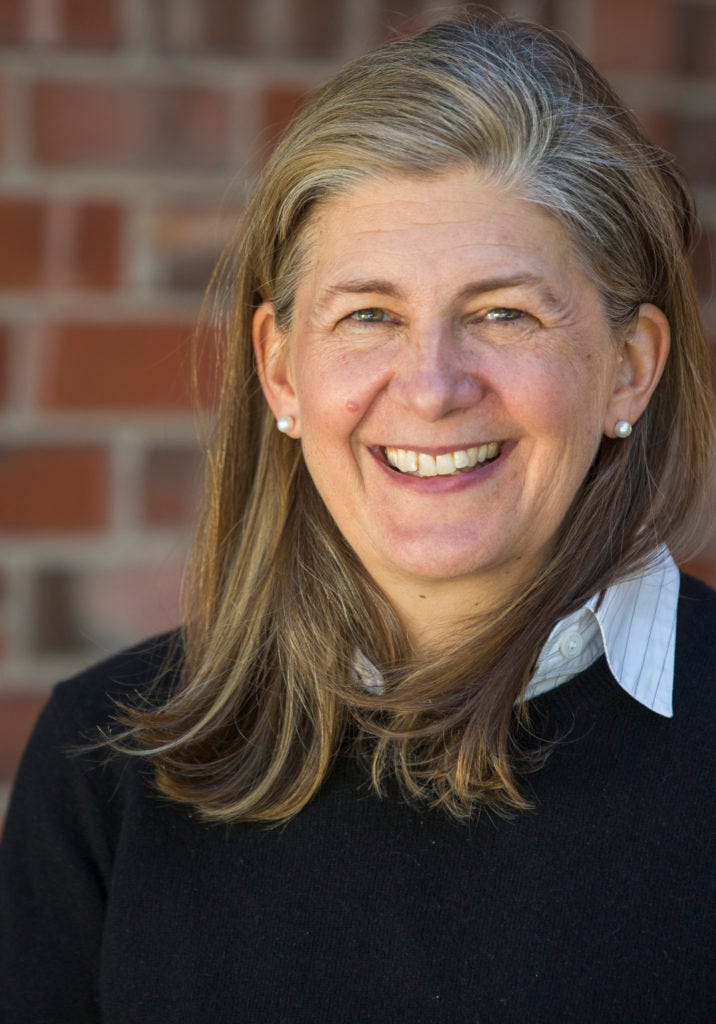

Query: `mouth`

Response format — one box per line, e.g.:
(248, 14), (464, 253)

(381, 442), (502, 478)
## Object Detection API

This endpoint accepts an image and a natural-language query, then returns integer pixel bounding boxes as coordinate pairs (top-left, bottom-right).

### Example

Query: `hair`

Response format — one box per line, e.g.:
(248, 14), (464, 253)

(105, 13), (713, 823)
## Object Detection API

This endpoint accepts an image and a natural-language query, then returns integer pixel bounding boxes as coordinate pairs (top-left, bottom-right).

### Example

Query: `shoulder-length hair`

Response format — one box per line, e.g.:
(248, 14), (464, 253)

(108, 14), (713, 822)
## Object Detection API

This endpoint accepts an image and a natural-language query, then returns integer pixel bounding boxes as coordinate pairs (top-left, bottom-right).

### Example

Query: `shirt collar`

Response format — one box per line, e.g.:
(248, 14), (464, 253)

(527, 546), (678, 717)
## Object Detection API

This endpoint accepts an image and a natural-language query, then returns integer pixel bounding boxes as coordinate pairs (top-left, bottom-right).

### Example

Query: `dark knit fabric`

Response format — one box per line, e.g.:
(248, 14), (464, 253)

(1, 575), (714, 1024)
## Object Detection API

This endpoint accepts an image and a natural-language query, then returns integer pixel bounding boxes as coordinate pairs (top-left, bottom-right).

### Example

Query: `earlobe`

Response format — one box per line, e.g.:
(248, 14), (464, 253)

(604, 303), (670, 438)
(252, 302), (300, 437)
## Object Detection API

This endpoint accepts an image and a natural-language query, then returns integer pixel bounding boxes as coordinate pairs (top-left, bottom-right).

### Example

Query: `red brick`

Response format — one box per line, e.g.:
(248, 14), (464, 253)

(147, 0), (181, 52)
(33, 82), (231, 171)
(200, 0), (346, 58)
(0, 200), (44, 288)
(68, 202), (122, 290)
(0, 693), (49, 780)
(31, 563), (185, 661)
(379, 0), (523, 42)
(33, 570), (84, 654)
(0, 325), (8, 405)
(33, 81), (146, 167)
(531, 0), (558, 27)
(379, 0), (429, 39)
(60, 0), (120, 48)
(677, 3), (716, 77)
(261, 86), (311, 159)
(0, 568), (6, 661)
(692, 229), (714, 301)
(77, 561), (184, 647)
(0, 445), (109, 532)
(160, 0), (357, 58)
(38, 321), (204, 411)
(594, 0), (677, 75)
(0, 76), (5, 160)
(0, 199), (122, 291)
(288, 0), (344, 58)
(202, 0), (263, 55)
(142, 444), (203, 526)
(636, 109), (674, 152)
(152, 203), (239, 291)
(0, 0), (24, 45)
(673, 114), (716, 184)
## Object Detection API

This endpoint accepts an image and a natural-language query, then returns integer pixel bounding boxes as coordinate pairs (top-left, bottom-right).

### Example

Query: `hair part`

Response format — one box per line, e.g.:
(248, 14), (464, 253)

(105, 13), (714, 824)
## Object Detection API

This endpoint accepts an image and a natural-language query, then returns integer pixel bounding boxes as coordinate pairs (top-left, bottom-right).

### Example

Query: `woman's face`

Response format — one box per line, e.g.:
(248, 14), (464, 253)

(256, 170), (633, 618)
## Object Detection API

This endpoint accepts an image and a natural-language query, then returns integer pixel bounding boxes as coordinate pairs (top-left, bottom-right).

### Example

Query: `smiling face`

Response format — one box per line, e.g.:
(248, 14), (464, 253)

(254, 170), (650, 636)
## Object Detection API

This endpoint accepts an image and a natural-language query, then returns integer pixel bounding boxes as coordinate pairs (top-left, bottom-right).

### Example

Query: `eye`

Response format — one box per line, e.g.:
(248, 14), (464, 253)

(348, 308), (393, 323)
(465, 306), (538, 338)
(484, 308), (525, 322)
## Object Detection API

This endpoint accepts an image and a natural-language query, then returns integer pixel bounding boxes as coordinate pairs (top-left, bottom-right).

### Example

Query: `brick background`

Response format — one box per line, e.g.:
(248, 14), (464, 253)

(1, 0), (714, 822)
(0, 445), (109, 531)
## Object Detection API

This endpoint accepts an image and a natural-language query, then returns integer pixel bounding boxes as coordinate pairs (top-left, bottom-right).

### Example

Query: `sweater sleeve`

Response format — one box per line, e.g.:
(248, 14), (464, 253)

(0, 684), (118, 1024)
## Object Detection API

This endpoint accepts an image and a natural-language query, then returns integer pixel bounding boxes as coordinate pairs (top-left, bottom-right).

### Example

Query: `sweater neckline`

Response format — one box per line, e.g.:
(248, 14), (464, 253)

(524, 655), (629, 723)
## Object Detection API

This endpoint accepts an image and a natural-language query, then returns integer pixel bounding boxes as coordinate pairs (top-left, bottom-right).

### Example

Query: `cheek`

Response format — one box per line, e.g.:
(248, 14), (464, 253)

(509, 370), (609, 504)
(509, 357), (577, 435)
(296, 349), (391, 430)
(522, 346), (615, 435)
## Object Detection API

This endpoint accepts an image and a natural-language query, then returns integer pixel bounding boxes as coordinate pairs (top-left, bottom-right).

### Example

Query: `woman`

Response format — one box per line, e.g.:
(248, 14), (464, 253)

(1, 14), (713, 1023)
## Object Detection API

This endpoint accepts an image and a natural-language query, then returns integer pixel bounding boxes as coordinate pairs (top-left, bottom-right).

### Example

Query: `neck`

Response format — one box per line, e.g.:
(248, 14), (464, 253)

(378, 562), (540, 657)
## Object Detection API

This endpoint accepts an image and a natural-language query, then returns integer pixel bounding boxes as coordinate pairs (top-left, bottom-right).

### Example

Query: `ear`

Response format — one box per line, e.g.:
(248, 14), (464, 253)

(604, 303), (670, 438)
(252, 301), (301, 438)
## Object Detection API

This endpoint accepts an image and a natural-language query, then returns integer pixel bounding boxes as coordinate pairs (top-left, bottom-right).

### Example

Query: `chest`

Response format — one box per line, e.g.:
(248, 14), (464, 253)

(97, 764), (711, 1023)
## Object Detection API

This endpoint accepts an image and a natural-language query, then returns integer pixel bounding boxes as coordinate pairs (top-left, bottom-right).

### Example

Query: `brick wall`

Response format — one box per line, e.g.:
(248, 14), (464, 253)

(1, 0), (714, 820)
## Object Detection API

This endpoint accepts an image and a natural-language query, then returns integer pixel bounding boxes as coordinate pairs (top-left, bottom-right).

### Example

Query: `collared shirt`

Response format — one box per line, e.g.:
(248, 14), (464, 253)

(524, 545), (678, 717)
(354, 546), (680, 717)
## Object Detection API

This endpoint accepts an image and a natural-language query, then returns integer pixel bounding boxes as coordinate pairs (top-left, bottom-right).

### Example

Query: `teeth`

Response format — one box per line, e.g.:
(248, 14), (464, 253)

(435, 453), (455, 475)
(384, 443), (502, 477)
(417, 453), (436, 477)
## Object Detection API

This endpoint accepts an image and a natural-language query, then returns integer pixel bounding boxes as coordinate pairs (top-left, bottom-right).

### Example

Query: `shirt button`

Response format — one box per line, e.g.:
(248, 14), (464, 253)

(559, 632), (584, 659)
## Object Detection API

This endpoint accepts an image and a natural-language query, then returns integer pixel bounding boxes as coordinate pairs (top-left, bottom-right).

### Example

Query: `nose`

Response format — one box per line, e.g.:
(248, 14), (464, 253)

(390, 322), (485, 422)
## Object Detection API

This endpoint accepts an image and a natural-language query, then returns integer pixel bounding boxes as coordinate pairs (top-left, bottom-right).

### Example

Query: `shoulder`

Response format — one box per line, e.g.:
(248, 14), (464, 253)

(673, 573), (715, 716)
(2, 633), (183, 889)
(677, 571), (716, 633)
(47, 630), (184, 744)
(676, 572), (715, 658)
(8, 630), (183, 808)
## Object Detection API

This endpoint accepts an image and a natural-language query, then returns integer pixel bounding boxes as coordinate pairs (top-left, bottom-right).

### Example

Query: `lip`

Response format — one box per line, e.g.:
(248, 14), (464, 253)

(368, 441), (513, 491)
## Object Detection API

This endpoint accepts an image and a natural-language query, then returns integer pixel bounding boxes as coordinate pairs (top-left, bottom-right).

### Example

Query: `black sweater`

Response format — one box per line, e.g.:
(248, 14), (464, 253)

(1, 575), (714, 1024)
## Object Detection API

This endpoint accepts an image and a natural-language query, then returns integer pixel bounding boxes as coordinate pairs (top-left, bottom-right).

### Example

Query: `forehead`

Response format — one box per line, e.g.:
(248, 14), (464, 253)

(297, 169), (580, 302)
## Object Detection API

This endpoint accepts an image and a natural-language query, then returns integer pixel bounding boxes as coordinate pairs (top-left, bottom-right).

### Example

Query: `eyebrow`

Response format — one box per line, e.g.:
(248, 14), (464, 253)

(316, 273), (563, 314)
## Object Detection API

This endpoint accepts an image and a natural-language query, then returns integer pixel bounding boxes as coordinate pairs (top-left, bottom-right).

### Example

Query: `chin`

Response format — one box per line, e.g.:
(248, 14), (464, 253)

(384, 547), (503, 586)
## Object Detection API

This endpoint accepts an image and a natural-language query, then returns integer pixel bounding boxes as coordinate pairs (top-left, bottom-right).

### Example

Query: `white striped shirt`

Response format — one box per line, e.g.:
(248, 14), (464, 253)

(525, 546), (678, 716)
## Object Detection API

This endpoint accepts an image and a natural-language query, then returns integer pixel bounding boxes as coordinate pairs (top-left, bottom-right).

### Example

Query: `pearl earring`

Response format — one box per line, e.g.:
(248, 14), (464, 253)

(276, 415), (295, 434)
(614, 420), (632, 438)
